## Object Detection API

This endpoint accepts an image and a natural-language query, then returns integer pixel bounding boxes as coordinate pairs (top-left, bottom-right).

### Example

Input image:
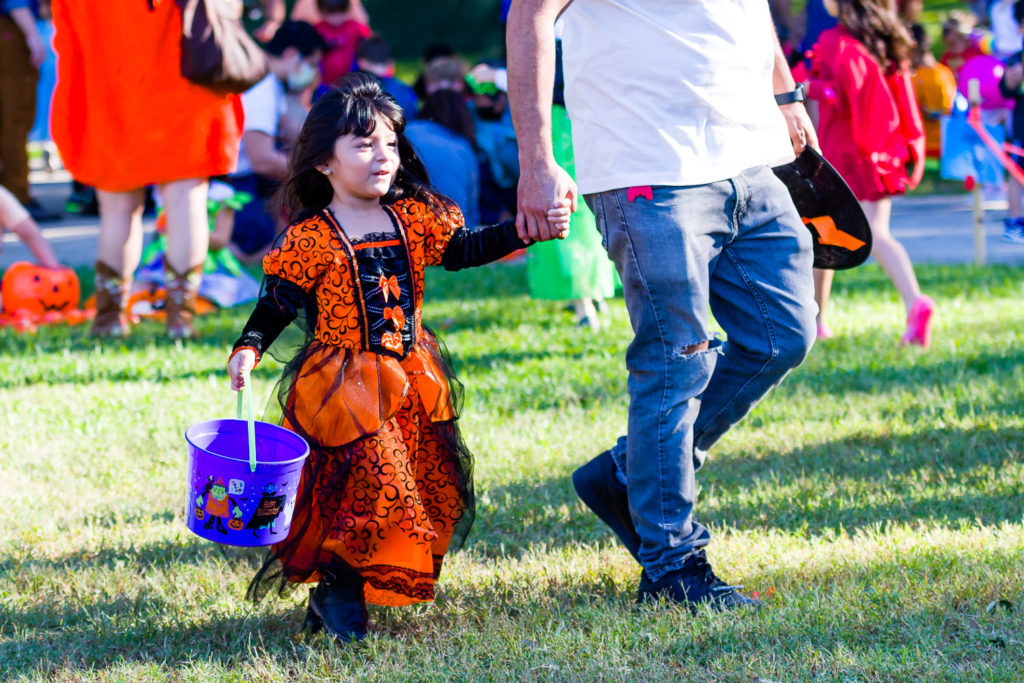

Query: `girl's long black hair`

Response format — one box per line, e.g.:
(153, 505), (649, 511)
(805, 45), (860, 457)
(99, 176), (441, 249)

(278, 72), (457, 223)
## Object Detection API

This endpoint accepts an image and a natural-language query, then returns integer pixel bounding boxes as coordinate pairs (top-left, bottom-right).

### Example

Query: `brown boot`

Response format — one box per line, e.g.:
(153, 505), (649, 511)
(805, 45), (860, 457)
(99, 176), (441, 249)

(90, 261), (131, 338)
(165, 263), (203, 340)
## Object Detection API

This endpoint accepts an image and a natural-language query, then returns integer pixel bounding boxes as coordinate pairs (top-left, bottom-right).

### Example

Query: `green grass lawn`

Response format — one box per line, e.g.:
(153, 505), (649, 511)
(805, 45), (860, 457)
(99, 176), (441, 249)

(1, 261), (1023, 681)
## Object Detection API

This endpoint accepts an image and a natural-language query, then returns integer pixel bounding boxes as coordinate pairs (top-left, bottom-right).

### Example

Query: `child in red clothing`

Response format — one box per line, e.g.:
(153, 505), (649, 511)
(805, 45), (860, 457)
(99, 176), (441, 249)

(314, 0), (372, 86)
(808, 0), (935, 347)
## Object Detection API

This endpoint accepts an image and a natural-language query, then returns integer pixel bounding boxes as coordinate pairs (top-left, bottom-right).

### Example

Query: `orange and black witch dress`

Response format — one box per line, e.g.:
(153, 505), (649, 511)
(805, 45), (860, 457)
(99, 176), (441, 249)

(232, 197), (525, 607)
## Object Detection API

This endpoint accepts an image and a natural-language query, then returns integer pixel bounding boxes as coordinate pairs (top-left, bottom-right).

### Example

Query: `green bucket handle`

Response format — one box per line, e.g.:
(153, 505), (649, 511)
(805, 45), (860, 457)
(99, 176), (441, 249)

(236, 369), (257, 473)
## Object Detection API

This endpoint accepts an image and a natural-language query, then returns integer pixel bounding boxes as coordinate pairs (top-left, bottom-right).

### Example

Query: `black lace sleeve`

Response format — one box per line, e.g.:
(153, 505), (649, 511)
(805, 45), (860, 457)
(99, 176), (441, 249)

(440, 219), (528, 271)
(232, 276), (307, 357)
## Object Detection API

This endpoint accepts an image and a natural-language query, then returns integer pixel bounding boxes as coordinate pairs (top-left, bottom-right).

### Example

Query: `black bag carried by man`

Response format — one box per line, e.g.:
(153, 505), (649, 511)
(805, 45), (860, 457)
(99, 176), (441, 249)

(176, 0), (268, 94)
(773, 147), (872, 270)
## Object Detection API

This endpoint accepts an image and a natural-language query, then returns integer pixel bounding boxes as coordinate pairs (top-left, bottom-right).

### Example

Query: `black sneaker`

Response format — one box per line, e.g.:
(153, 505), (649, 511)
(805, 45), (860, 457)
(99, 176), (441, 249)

(637, 549), (761, 613)
(305, 564), (369, 642)
(572, 450), (641, 561)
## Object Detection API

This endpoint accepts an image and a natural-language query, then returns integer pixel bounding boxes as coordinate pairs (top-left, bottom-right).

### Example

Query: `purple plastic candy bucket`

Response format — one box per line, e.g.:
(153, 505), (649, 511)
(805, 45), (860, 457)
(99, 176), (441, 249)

(185, 418), (309, 547)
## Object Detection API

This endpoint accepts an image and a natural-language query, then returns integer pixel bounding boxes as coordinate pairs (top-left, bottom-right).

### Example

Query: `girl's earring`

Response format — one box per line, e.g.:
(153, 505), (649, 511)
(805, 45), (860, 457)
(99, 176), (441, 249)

(322, 168), (332, 175)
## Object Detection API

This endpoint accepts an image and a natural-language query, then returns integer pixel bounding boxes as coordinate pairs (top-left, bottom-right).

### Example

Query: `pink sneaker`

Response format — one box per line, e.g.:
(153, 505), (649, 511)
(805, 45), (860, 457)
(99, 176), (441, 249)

(817, 321), (834, 340)
(901, 295), (936, 348)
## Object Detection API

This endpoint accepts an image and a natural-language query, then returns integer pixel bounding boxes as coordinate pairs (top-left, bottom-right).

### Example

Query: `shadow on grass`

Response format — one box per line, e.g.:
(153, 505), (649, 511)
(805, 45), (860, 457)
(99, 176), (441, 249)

(4, 543), (1020, 678)
(0, 605), (310, 677)
(0, 559), (631, 677)
(0, 536), (265, 578)
(464, 423), (1024, 560)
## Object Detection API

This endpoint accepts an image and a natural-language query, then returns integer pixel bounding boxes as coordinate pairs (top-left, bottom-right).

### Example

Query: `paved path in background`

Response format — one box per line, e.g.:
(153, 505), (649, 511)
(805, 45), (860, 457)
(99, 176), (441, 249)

(4, 179), (1024, 269)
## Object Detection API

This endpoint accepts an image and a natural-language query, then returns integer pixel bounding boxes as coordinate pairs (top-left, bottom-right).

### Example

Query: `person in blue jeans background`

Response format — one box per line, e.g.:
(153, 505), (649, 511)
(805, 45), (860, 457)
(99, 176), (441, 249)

(508, 0), (818, 611)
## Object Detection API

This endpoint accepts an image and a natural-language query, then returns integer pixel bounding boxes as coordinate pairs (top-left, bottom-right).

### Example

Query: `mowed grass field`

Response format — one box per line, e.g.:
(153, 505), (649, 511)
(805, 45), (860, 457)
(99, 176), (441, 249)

(1, 261), (1022, 681)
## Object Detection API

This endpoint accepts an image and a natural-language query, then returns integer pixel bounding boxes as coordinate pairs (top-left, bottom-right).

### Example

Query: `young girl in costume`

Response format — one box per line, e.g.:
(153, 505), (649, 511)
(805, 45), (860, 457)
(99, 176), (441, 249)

(808, 0), (936, 347)
(227, 73), (569, 642)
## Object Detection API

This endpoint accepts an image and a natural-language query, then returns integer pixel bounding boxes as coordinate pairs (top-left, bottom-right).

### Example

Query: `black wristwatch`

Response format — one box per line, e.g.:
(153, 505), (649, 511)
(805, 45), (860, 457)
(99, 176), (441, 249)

(775, 83), (806, 106)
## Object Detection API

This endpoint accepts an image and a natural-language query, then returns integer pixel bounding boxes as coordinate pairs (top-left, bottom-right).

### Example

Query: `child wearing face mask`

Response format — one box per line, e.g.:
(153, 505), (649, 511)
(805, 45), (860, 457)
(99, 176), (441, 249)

(314, 0), (372, 87)
(227, 73), (571, 644)
(227, 21), (326, 261)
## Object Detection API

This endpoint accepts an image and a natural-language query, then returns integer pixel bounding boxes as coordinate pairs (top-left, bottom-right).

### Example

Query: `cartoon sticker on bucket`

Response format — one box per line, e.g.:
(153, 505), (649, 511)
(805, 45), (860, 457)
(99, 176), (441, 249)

(243, 482), (288, 537)
(195, 476), (244, 535)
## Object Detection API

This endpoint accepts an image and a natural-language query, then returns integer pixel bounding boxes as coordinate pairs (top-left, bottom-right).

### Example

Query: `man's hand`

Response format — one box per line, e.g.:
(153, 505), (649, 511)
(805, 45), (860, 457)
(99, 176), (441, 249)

(780, 101), (819, 154)
(516, 161), (577, 243)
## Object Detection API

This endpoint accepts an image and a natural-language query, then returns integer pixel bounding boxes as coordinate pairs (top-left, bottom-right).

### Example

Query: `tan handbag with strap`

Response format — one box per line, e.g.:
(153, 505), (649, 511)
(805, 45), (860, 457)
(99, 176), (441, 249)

(174, 0), (269, 94)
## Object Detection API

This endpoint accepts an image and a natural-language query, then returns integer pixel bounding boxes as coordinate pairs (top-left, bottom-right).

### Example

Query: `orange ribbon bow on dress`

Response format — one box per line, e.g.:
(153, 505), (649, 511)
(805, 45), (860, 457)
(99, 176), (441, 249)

(381, 331), (404, 354)
(378, 274), (401, 302)
(383, 306), (406, 331)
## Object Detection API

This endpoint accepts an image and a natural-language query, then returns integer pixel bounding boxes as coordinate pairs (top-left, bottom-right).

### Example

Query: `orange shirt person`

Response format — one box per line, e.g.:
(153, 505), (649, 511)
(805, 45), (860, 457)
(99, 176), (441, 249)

(50, 0), (244, 339)
(911, 24), (957, 159)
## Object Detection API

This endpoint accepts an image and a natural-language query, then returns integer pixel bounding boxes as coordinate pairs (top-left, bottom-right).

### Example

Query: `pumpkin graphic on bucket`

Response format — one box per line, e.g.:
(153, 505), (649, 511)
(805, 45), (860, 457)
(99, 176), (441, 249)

(184, 373), (309, 547)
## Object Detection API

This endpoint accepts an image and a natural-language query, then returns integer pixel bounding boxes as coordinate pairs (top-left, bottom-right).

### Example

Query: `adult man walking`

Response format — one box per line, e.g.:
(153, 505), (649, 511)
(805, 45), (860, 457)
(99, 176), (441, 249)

(507, 0), (819, 610)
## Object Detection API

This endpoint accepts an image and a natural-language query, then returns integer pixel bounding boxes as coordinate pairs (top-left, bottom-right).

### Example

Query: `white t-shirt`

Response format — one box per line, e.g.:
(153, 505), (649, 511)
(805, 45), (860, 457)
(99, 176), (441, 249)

(558, 0), (795, 194)
(235, 73), (287, 176)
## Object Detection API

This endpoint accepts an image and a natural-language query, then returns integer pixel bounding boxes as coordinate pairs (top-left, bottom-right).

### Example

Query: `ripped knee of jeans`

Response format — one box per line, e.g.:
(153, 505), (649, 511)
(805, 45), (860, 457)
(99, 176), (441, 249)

(670, 337), (723, 361)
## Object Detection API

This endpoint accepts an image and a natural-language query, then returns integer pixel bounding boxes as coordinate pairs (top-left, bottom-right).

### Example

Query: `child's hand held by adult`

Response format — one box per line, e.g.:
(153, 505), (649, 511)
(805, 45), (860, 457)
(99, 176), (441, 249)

(228, 348), (257, 392)
(516, 161), (578, 244)
(546, 199), (572, 240)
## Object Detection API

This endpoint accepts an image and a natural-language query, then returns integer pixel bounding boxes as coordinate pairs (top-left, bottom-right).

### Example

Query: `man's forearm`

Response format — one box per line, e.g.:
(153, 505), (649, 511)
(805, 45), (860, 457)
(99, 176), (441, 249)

(507, 1), (562, 166)
(771, 24), (797, 94)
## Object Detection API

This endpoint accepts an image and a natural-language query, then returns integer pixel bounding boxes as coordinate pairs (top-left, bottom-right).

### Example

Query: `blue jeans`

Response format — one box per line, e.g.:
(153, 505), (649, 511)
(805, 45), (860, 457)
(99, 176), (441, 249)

(586, 165), (817, 581)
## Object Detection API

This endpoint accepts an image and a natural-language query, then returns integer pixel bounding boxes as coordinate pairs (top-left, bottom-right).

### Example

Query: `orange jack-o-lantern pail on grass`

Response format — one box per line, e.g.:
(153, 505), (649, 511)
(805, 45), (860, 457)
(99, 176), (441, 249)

(1, 262), (80, 315)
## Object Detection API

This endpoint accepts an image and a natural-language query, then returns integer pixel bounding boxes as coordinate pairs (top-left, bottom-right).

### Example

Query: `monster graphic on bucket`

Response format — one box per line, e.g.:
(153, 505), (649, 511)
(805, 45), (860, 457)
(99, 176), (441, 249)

(195, 476), (244, 534)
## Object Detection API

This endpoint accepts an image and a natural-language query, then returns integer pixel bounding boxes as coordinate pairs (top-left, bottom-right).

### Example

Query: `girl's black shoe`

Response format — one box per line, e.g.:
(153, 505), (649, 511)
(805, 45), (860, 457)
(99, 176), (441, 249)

(306, 565), (369, 643)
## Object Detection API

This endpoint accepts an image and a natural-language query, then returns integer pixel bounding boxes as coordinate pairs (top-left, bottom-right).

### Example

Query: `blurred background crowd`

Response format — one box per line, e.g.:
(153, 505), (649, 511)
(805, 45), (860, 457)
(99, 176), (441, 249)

(1, 0), (1024, 336)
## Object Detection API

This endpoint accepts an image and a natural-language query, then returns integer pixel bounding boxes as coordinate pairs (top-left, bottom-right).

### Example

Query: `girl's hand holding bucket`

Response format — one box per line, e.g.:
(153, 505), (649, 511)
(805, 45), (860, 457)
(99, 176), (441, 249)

(228, 348), (257, 391)
(186, 348), (310, 548)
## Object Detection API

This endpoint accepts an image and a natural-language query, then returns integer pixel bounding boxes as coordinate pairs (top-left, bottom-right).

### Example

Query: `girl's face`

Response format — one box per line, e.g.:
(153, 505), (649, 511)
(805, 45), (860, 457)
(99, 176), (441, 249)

(824, 0), (839, 18)
(322, 113), (400, 202)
